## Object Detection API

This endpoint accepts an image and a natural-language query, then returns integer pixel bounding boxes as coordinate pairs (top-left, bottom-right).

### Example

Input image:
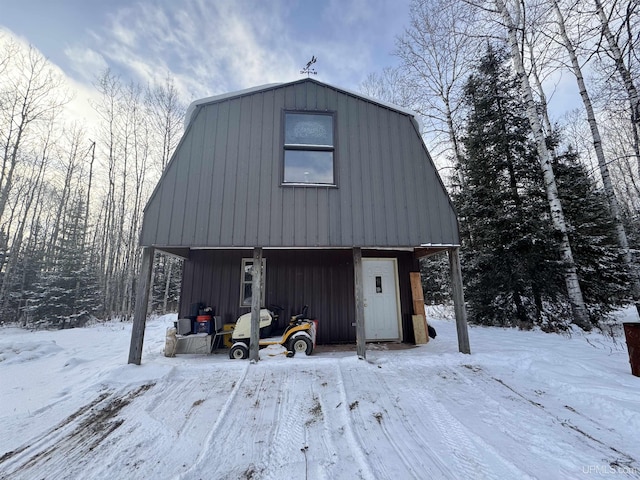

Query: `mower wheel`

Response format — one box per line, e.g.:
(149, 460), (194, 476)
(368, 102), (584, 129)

(290, 335), (313, 356)
(229, 343), (249, 360)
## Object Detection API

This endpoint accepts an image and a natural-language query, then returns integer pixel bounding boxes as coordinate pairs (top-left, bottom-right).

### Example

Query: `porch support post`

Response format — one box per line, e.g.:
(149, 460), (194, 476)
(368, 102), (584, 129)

(353, 247), (366, 359)
(449, 247), (470, 354)
(128, 246), (155, 365)
(249, 247), (263, 362)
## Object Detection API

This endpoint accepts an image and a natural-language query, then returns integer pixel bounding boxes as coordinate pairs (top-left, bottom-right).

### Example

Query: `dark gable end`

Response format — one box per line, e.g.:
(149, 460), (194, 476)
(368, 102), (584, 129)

(140, 78), (459, 250)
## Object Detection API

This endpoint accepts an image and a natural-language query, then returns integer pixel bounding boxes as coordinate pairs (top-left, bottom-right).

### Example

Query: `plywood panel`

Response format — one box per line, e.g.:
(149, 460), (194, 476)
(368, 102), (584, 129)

(412, 315), (428, 345)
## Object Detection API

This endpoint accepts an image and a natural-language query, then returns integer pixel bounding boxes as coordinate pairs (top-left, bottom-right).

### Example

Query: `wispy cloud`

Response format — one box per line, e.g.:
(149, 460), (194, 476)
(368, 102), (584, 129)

(69, 0), (303, 102)
(63, 46), (109, 83)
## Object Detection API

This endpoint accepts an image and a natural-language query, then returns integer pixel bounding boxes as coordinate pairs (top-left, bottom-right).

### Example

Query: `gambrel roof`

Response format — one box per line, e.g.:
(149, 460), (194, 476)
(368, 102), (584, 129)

(140, 78), (459, 252)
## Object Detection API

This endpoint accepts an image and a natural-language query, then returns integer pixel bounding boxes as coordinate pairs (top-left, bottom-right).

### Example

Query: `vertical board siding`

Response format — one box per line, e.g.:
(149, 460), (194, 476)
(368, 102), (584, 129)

(140, 78), (459, 249)
(380, 109), (399, 246)
(207, 102), (227, 246)
(180, 249), (358, 343)
(194, 107), (215, 246)
(220, 99), (240, 246)
(182, 101), (206, 246)
(179, 249), (417, 344)
(257, 91), (275, 245)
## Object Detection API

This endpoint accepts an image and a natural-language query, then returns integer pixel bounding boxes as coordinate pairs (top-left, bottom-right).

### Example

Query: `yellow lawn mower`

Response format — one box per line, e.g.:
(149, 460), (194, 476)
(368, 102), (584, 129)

(228, 305), (317, 359)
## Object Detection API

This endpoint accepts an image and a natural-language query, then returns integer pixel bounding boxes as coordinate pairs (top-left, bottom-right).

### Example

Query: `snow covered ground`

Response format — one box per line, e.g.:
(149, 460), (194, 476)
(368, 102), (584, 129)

(1, 307), (639, 480)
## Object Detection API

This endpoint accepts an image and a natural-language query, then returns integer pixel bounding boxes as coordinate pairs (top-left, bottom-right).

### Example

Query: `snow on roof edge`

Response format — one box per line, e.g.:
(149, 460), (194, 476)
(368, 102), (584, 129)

(324, 81), (424, 133)
(184, 83), (283, 130)
(183, 79), (423, 132)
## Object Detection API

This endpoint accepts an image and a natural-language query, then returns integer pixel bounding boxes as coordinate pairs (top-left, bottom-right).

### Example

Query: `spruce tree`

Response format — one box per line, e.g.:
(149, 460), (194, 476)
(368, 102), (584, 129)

(26, 197), (102, 328)
(455, 45), (561, 328)
(553, 145), (630, 320)
(419, 254), (451, 306)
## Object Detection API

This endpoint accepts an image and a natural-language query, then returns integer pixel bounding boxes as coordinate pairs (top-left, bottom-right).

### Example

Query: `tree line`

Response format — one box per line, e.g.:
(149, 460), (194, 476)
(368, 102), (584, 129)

(0, 35), (184, 328)
(2, 0), (638, 331)
(363, 0), (640, 330)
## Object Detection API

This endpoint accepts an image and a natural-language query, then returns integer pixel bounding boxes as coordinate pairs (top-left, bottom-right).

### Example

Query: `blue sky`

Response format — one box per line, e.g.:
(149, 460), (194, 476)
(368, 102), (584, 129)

(1, 0), (411, 104)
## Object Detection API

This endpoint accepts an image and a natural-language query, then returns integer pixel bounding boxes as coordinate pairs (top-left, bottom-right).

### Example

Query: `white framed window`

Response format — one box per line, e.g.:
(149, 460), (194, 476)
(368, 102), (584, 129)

(283, 112), (335, 185)
(240, 258), (266, 307)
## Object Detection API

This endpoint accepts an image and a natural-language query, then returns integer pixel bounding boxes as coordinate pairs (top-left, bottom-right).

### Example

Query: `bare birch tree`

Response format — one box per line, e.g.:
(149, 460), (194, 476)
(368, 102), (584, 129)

(0, 42), (69, 223)
(549, 0), (640, 314)
(493, 0), (591, 329)
(395, 0), (481, 182)
(145, 76), (185, 313)
(146, 74), (184, 174)
(594, 0), (640, 169)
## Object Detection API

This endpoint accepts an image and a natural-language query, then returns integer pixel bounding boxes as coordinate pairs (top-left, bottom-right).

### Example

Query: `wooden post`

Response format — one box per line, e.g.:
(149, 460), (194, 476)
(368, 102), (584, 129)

(449, 247), (470, 354)
(410, 272), (429, 344)
(353, 247), (366, 359)
(249, 247), (263, 362)
(128, 246), (155, 365)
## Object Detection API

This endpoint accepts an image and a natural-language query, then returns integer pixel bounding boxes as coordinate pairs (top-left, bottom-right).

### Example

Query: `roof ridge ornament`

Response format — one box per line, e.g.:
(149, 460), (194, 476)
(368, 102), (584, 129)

(300, 56), (317, 77)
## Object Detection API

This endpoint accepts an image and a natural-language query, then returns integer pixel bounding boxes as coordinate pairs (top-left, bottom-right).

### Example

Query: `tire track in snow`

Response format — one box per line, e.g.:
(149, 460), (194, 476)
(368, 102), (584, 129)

(406, 362), (636, 478)
(485, 373), (639, 470)
(343, 360), (490, 480)
(0, 384), (154, 480)
(335, 363), (388, 480)
(309, 379), (338, 480)
(260, 368), (310, 480)
(0, 390), (112, 474)
(398, 364), (543, 479)
(370, 366), (474, 479)
(403, 382), (516, 480)
(258, 364), (374, 480)
(174, 361), (250, 480)
(177, 363), (303, 480)
(444, 363), (640, 472)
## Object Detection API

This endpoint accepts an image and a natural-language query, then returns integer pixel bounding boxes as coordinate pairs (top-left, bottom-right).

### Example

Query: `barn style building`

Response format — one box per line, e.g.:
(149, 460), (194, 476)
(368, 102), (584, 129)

(128, 78), (469, 364)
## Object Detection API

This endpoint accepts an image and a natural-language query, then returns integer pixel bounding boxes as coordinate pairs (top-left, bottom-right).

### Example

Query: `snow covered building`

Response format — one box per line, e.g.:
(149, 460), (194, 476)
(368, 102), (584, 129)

(129, 78), (469, 363)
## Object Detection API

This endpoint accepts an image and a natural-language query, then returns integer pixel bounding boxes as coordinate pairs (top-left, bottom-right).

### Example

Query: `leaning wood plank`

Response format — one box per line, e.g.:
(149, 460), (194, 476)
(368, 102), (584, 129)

(412, 314), (429, 345)
(410, 272), (428, 344)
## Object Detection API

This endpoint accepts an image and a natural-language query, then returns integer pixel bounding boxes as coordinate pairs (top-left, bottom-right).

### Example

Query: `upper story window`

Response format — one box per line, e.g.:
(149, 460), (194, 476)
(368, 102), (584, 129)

(283, 112), (335, 185)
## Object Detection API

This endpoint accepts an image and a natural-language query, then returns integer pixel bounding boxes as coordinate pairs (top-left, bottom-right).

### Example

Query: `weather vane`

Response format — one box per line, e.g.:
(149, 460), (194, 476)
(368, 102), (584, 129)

(300, 56), (317, 77)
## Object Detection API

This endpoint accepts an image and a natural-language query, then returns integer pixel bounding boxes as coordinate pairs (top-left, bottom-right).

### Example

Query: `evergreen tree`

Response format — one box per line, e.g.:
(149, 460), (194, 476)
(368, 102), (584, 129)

(26, 197), (102, 328)
(553, 145), (631, 321)
(455, 45), (562, 328)
(419, 254), (451, 305)
(457, 45), (630, 329)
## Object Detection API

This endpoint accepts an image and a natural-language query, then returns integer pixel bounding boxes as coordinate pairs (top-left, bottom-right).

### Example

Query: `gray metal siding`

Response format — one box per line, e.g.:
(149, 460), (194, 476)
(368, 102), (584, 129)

(179, 249), (418, 344)
(141, 79), (459, 249)
(179, 249), (357, 343)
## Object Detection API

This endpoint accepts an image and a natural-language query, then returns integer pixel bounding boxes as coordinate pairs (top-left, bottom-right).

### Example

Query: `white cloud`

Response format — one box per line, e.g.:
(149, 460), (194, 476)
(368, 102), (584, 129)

(0, 28), (101, 131)
(63, 46), (109, 83)
(76, 0), (302, 103)
(4, 0), (411, 119)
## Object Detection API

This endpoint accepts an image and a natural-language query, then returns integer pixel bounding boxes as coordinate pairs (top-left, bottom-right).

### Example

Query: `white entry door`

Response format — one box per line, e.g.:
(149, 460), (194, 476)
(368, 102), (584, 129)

(363, 258), (401, 341)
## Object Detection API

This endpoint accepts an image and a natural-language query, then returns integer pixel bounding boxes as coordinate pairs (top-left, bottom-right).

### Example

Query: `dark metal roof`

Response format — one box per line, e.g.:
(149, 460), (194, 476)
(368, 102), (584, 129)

(140, 78), (460, 250)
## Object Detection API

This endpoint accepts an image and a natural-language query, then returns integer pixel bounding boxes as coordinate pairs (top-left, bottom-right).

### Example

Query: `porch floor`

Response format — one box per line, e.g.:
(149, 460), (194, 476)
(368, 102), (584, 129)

(314, 342), (417, 353)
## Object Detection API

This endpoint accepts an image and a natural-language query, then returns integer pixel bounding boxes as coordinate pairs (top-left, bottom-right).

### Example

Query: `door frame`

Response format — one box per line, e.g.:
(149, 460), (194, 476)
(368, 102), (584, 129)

(362, 257), (403, 341)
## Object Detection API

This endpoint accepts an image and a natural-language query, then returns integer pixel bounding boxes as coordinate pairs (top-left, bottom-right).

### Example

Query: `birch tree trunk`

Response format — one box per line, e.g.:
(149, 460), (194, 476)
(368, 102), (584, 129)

(495, 0), (591, 329)
(551, 0), (640, 315)
(594, 0), (640, 169)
